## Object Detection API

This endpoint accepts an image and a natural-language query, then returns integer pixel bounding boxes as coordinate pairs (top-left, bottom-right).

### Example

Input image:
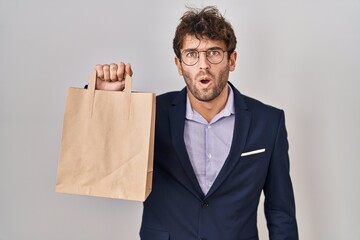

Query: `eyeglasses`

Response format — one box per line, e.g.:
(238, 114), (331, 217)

(180, 48), (227, 66)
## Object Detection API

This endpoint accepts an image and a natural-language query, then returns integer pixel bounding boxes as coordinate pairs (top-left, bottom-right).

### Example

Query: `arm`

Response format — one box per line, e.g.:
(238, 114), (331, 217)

(263, 111), (299, 240)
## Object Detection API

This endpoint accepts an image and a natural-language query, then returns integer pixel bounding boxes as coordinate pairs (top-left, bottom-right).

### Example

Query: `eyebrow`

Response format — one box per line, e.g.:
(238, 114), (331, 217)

(182, 47), (224, 52)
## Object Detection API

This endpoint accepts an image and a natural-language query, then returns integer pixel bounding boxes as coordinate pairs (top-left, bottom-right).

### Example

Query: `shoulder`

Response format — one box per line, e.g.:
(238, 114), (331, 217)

(242, 94), (283, 113)
(156, 91), (181, 103)
(231, 84), (285, 122)
(155, 89), (185, 109)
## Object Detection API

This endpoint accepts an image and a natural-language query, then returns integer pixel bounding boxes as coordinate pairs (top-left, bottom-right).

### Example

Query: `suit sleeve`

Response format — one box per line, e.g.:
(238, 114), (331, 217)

(263, 111), (299, 240)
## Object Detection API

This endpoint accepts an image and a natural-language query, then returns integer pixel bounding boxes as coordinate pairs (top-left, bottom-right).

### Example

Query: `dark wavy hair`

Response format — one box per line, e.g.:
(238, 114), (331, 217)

(173, 6), (237, 59)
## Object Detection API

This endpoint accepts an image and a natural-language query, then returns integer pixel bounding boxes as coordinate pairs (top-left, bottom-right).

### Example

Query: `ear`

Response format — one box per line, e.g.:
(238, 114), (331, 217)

(228, 51), (237, 72)
(175, 56), (183, 76)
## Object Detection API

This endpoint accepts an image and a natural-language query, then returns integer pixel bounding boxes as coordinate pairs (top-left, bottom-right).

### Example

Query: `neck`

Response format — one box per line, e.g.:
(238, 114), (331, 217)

(188, 86), (229, 123)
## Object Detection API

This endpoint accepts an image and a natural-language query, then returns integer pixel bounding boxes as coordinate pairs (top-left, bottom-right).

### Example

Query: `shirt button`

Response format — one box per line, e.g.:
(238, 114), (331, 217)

(207, 125), (211, 129)
(208, 153), (212, 159)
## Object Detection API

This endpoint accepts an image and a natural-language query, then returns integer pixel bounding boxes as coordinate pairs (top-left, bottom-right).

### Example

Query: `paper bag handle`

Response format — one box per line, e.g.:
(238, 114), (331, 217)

(87, 70), (132, 92)
(86, 70), (132, 118)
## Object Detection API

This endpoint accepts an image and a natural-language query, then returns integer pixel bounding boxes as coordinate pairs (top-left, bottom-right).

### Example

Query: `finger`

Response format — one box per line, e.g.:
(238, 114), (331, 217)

(125, 63), (133, 77)
(95, 64), (104, 80)
(103, 64), (110, 81)
(109, 63), (118, 82)
(116, 62), (126, 80)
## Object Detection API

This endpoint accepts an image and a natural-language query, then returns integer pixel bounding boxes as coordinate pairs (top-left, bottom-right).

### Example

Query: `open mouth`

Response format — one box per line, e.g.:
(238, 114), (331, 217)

(200, 79), (210, 84)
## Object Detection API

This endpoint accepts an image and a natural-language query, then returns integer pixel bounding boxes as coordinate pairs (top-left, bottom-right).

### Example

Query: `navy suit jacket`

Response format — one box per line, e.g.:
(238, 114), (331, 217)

(140, 83), (298, 240)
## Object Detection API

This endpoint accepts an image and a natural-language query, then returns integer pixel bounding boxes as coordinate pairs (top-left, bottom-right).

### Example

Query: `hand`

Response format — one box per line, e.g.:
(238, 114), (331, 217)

(94, 62), (133, 91)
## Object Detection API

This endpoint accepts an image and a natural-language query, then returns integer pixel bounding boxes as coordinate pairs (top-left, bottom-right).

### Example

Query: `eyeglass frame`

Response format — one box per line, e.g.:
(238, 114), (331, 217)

(180, 47), (228, 66)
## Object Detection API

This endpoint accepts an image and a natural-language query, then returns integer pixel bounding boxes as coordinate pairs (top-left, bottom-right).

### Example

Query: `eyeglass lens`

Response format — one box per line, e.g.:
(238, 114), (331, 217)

(181, 49), (226, 66)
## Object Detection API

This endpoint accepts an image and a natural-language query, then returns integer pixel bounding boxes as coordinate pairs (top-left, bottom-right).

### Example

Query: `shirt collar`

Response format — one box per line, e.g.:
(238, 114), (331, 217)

(185, 84), (235, 123)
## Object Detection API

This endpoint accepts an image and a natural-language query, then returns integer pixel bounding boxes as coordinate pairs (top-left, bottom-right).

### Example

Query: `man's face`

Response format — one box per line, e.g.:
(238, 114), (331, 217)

(175, 34), (237, 102)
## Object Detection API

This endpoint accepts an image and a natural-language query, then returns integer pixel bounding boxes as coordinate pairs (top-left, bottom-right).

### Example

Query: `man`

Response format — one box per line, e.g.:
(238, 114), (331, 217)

(94, 6), (298, 240)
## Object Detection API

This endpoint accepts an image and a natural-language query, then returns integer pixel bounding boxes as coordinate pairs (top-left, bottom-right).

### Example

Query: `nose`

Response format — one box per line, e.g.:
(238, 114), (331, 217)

(198, 52), (210, 70)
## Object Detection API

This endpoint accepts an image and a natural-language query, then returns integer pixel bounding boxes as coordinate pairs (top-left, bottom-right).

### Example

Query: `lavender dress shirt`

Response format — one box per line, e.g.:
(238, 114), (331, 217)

(184, 85), (235, 194)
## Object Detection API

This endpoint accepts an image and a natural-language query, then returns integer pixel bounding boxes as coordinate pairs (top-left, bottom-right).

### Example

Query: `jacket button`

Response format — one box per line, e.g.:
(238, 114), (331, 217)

(201, 202), (209, 208)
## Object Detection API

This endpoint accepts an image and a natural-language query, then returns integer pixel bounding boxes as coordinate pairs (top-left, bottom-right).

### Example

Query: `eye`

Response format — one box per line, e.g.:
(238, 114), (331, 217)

(208, 50), (221, 56)
(185, 51), (198, 58)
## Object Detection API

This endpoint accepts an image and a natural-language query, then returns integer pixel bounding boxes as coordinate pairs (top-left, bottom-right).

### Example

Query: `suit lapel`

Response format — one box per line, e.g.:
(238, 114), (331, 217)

(205, 84), (252, 198)
(168, 84), (252, 200)
(169, 88), (205, 199)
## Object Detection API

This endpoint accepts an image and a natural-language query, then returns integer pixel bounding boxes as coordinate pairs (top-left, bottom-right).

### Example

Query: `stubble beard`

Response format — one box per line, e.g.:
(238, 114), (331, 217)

(183, 66), (230, 102)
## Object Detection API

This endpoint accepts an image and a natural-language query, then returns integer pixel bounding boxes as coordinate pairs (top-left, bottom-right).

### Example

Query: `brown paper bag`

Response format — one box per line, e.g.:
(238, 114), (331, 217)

(56, 71), (155, 201)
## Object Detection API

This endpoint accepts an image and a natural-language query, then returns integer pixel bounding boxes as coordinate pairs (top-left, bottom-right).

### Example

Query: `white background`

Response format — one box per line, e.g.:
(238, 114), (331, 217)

(1, 0), (359, 239)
